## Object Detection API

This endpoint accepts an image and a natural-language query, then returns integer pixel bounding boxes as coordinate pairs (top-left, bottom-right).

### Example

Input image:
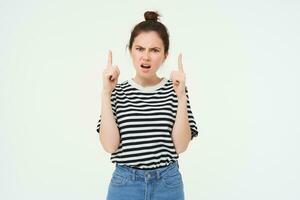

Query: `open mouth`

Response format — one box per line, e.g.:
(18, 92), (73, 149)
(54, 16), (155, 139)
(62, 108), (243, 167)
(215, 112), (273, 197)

(141, 64), (151, 69)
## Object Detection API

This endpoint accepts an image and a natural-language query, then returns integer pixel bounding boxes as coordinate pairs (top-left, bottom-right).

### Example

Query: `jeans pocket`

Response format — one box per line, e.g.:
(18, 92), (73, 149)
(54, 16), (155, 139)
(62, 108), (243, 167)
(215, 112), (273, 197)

(161, 169), (183, 189)
(110, 172), (128, 186)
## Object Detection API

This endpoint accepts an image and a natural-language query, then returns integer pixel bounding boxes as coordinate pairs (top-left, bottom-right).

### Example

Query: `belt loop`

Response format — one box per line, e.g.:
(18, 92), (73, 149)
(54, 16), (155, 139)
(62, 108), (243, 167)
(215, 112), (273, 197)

(133, 170), (136, 181)
(176, 161), (179, 169)
(157, 171), (160, 180)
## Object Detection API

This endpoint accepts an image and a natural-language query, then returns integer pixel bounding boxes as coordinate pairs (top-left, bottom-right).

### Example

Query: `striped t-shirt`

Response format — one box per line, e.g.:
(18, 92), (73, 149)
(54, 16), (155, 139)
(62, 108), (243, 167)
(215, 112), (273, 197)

(96, 77), (198, 169)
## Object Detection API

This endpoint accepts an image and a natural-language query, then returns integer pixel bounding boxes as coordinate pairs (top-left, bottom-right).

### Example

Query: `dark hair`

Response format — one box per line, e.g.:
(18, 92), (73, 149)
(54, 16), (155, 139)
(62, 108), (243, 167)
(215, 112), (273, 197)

(127, 11), (170, 55)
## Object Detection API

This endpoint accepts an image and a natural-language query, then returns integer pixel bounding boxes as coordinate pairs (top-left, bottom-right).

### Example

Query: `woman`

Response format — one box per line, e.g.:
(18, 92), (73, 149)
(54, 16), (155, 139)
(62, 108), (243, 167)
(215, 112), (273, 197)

(97, 11), (199, 200)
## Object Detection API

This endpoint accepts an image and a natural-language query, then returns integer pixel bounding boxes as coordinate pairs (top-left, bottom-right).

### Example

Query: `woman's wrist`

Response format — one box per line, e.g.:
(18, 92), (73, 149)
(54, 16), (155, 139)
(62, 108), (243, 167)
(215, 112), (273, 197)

(177, 95), (187, 103)
(102, 89), (112, 97)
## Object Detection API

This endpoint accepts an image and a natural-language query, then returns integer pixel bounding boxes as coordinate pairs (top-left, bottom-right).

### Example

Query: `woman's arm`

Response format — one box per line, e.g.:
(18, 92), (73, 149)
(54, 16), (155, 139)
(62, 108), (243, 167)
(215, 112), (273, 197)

(171, 95), (192, 154)
(99, 91), (120, 153)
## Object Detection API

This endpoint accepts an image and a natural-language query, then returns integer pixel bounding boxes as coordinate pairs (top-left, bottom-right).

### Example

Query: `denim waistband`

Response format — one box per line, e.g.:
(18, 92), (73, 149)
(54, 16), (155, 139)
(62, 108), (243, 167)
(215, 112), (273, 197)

(114, 161), (179, 181)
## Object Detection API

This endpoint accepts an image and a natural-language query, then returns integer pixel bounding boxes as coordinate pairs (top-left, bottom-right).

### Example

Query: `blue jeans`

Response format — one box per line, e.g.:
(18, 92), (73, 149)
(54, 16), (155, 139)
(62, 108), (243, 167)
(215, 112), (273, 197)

(106, 160), (185, 200)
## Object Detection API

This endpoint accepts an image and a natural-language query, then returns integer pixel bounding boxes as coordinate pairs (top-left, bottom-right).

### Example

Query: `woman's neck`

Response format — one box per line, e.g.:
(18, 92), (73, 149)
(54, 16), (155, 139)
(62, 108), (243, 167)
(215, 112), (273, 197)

(132, 75), (163, 87)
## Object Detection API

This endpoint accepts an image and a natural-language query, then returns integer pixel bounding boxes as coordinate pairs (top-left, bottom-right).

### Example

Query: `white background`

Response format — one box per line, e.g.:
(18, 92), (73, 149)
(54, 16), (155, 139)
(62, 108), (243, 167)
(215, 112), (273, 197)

(1, 0), (299, 199)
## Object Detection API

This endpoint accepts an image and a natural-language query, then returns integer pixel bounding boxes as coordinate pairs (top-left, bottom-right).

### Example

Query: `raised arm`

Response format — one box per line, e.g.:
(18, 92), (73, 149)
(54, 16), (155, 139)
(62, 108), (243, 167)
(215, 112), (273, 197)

(99, 50), (120, 153)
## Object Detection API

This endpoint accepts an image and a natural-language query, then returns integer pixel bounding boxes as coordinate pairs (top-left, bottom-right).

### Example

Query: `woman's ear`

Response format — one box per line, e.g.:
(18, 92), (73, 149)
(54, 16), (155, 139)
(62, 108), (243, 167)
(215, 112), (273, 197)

(163, 52), (169, 62)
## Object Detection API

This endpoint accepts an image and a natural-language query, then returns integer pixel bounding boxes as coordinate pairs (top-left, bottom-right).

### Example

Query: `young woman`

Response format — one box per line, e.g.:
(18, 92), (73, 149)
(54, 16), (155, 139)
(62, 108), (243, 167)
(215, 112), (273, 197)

(97, 11), (198, 200)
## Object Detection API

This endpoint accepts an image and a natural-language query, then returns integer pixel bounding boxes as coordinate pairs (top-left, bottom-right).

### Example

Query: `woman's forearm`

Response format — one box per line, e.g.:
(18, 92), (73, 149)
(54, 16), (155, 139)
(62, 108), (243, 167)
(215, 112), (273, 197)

(171, 96), (191, 154)
(99, 91), (120, 153)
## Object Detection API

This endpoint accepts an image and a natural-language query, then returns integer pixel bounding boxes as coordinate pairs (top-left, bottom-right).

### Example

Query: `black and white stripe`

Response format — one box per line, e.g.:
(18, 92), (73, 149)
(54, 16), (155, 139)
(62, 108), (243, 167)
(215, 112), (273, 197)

(96, 78), (198, 169)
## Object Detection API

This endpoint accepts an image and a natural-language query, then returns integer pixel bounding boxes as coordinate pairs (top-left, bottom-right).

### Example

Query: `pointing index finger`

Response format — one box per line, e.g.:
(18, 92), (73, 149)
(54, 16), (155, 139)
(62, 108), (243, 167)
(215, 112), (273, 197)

(107, 50), (113, 67)
(178, 53), (184, 72)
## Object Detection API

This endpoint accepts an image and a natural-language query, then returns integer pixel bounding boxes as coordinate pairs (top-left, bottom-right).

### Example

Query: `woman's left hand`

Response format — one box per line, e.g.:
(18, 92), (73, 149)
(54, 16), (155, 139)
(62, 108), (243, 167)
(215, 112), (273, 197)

(170, 53), (186, 100)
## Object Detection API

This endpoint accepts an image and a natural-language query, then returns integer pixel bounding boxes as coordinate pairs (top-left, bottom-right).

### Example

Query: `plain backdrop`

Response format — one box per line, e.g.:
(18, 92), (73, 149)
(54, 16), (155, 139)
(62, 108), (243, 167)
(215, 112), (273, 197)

(1, 0), (299, 199)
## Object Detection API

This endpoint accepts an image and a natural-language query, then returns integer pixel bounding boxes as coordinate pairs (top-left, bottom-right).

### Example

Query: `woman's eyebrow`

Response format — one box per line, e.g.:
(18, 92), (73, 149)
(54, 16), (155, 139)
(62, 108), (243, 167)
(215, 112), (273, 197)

(134, 45), (161, 50)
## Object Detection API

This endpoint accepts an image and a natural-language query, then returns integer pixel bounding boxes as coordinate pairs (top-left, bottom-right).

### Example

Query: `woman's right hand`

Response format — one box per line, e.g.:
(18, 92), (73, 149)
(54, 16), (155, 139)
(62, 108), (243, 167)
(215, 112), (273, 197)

(102, 50), (120, 95)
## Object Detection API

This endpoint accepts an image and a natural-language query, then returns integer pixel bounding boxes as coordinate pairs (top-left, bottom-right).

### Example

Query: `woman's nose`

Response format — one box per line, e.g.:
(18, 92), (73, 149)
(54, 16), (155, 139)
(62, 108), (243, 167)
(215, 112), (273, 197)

(142, 50), (150, 60)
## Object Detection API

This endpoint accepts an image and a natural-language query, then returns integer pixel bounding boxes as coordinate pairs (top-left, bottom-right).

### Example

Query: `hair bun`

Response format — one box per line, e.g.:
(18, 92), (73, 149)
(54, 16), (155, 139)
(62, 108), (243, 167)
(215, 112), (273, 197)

(144, 11), (160, 21)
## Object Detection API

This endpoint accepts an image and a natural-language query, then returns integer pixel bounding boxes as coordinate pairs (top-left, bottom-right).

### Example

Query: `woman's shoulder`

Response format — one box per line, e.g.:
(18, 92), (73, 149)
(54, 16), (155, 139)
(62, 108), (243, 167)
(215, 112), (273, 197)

(114, 80), (130, 89)
(110, 80), (132, 95)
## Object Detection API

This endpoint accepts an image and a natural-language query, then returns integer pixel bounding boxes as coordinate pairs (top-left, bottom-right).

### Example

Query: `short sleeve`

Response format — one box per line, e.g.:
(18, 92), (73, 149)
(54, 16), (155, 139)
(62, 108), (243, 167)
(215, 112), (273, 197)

(185, 86), (199, 140)
(96, 90), (117, 134)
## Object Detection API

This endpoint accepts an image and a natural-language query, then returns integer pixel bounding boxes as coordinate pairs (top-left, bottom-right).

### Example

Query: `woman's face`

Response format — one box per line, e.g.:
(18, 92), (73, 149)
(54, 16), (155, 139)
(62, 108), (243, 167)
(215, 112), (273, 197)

(130, 31), (168, 79)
